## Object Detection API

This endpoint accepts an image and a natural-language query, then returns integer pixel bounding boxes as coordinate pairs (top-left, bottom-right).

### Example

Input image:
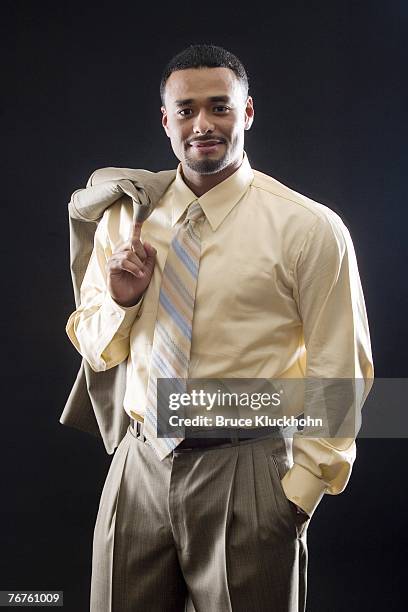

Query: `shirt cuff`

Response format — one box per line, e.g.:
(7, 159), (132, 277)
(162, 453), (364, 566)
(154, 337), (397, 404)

(65, 311), (81, 353)
(281, 463), (327, 517)
(102, 290), (145, 319)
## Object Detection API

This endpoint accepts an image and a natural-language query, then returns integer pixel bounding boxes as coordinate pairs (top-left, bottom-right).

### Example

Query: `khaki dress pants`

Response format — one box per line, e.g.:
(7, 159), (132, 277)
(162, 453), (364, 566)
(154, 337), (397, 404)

(90, 424), (309, 612)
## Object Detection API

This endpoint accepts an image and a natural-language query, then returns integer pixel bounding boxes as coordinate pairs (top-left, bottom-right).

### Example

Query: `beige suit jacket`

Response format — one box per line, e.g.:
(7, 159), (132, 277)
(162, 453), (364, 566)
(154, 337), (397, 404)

(60, 167), (176, 453)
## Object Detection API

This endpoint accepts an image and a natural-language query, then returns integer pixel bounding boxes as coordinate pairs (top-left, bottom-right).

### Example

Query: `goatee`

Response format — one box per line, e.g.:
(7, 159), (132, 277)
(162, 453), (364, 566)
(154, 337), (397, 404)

(184, 153), (228, 175)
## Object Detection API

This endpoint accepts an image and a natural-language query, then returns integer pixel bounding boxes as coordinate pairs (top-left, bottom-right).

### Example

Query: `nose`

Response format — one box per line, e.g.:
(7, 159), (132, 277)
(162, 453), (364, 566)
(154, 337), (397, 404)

(193, 109), (215, 135)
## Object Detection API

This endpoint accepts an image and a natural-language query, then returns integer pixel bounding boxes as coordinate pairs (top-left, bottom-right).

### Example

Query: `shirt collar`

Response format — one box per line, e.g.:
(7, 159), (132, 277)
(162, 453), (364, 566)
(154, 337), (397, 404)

(170, 150), (254, 231)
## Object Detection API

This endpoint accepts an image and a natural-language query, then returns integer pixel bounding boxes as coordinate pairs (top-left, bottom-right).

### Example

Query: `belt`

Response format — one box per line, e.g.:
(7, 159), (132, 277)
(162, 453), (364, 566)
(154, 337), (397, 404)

(130, 418), (285, 450)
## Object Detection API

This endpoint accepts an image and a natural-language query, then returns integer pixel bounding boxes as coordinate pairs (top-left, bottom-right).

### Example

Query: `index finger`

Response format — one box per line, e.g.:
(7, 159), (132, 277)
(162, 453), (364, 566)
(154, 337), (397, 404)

(130, 221), (143, 251)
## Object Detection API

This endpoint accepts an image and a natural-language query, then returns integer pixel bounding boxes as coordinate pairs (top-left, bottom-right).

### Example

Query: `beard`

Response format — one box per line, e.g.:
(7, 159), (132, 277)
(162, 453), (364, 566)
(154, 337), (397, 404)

(183, 146), (230, 175)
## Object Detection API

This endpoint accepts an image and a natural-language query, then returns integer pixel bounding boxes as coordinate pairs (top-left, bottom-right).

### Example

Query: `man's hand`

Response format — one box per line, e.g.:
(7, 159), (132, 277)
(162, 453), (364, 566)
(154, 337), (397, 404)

(106, 221), (157, 307)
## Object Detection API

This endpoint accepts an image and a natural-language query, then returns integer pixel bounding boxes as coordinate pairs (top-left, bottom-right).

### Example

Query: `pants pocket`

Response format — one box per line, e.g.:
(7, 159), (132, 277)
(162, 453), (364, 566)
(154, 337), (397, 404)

(268, 450), (310, 539)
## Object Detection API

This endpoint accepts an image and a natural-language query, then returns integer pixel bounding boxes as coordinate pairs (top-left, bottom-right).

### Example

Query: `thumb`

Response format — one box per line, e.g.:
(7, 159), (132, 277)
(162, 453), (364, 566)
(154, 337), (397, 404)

(143, 241), (157, 255)
(143, 242), (157, 265)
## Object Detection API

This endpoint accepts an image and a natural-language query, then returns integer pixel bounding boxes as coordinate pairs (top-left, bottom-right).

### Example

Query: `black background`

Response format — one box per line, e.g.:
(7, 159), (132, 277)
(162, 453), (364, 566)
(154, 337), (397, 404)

(2, 1), (407, 610)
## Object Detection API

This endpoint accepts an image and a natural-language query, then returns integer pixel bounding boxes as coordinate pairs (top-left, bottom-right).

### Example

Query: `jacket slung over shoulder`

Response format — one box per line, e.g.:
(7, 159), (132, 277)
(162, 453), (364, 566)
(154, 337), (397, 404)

(60, 166), (176, 454)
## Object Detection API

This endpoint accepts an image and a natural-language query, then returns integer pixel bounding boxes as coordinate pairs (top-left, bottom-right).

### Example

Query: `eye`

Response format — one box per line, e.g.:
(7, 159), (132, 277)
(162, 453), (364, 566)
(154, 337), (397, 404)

(177, 109), (193, 117)
(177, 106), (231, 117)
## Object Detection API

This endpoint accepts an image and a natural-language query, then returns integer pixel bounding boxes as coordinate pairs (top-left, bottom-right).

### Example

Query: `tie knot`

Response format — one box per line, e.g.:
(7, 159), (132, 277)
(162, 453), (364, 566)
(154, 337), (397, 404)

(185, 200), (205, 223)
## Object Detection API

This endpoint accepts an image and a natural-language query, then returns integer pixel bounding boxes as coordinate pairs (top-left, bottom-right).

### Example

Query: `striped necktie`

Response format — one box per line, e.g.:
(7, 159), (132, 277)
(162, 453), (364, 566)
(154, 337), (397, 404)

(143, 200), (205, 460)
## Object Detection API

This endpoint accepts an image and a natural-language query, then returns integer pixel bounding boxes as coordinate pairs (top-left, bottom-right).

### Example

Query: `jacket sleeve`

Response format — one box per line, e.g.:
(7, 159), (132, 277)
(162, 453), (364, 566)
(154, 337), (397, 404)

(281, 212), (374, 517)
(65, 210), (144, 372)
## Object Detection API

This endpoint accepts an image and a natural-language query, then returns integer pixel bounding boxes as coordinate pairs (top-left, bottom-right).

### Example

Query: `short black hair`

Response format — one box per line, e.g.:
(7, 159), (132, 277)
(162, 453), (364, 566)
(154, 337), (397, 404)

(160, 44), (249, 106)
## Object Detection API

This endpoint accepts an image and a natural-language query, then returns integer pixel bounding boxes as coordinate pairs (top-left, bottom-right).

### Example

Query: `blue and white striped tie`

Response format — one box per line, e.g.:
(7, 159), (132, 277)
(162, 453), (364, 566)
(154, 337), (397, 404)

(143, 200), (205, 460)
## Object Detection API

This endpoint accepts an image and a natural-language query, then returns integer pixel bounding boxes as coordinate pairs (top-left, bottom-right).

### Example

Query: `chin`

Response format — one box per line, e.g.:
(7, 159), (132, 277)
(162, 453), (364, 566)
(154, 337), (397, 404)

(184, 153), (230, 175)
(188, 161), (227, 175)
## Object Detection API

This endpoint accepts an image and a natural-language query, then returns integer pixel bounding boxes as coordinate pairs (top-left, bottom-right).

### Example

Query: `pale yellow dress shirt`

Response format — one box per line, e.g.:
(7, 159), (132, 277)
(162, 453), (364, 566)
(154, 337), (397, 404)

(66, 151), (374, 516)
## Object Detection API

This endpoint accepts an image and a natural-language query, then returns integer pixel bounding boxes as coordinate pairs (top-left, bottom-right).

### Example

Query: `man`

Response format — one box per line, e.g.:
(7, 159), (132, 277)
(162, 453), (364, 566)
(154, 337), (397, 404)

(66, 44), (374, 612)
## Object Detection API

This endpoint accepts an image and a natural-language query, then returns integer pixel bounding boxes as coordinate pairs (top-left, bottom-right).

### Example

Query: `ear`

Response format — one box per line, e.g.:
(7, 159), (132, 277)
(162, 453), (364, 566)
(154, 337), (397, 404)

(244, 96), (255, 131)
(161, 106), (171, 137)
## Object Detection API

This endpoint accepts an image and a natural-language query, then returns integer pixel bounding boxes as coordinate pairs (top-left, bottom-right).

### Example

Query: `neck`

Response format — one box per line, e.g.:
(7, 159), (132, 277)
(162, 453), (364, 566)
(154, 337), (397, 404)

(181, 155), (243, 197)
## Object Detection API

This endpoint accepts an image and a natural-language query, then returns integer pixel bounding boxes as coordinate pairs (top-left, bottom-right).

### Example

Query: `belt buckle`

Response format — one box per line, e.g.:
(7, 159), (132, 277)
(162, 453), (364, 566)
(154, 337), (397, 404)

(178, 432), (240, 451)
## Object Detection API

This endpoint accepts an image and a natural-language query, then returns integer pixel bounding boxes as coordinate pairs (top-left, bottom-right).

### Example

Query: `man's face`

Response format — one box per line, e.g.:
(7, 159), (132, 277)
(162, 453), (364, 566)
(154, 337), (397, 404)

(161, 67), (254, 175)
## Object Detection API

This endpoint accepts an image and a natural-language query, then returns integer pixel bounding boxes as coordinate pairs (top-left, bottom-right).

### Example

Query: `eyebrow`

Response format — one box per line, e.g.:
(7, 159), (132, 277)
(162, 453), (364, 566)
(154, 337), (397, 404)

(174, 95), (232, 107)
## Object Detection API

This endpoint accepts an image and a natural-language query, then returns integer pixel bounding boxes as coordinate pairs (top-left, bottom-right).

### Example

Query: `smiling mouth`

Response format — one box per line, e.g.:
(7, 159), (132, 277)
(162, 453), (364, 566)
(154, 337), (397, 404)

(189, 141), (225, 152)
